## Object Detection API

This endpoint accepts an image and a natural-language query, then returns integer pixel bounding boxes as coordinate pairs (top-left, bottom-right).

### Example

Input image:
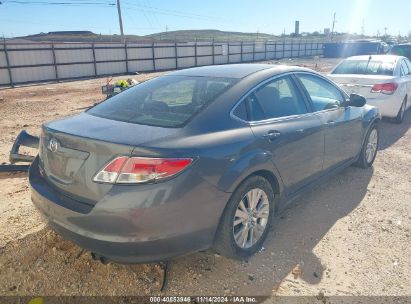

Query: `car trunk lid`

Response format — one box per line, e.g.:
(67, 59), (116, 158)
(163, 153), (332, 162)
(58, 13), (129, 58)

(39, 112), (180, 203)
(328, 74), (396, 99)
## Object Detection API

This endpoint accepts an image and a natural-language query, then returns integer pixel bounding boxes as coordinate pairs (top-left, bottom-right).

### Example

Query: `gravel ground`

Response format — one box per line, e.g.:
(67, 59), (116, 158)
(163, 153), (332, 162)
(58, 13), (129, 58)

(0, 57), (410, 297)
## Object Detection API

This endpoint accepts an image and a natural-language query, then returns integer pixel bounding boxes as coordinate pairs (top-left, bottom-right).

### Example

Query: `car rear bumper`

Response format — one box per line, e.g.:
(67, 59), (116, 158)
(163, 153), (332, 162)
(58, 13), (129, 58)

(29, 157), (230, 263)
(366, 93), (404, 118)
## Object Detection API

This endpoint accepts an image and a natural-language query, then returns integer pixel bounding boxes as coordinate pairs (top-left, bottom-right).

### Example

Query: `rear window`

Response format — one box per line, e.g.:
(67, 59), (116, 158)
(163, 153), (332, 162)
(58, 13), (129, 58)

(332, 59), (395, 76)
(389, 45), (411, 60)
(88, 75), (236, 127)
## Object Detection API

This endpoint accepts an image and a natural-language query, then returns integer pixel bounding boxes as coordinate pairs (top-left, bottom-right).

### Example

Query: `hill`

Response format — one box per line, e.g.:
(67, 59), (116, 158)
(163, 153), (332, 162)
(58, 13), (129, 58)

(11, 29), (278, 43)
(12, 31), (153, 43)
(145, 29), (276, 41)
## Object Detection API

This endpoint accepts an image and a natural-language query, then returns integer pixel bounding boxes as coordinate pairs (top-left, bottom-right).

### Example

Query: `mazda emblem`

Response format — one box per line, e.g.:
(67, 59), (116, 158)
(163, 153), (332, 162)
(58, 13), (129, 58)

(48, 138), (60, 152)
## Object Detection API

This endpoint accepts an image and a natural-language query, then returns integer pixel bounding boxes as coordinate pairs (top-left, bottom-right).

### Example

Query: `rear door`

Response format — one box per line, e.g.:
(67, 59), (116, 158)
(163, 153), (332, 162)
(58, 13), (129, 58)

(400, 59), (411, 99)
(243, 75), (324, 195)
(295, 72), (363, 171)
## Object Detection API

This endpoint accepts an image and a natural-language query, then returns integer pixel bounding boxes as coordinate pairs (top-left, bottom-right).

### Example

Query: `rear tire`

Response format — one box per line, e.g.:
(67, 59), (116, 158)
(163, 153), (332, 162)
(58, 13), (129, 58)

(355, 123), (379, 169)
(395, 98), (407, 124)
(213, 175), (275, 260)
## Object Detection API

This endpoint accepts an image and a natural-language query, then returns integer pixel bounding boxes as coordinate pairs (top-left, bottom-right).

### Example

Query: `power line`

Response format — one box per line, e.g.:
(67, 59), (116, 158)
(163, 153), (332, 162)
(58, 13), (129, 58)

(122, 0), (217, 20)
(3, 0), (115, 6)
(142, 0), (161, 28)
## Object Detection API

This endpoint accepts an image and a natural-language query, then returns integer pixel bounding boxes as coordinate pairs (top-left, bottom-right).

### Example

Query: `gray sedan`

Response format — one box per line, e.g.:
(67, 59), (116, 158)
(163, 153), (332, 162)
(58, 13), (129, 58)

(29, 64), (380, 263)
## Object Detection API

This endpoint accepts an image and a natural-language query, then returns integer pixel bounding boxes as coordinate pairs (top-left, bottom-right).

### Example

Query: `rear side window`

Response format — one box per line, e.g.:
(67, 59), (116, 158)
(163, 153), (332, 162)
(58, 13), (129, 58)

(88, 76), (236, 127)
(242, 76), (308, 121)
(232, 100), (248, 121)
(400, 60), (410, 76)
(297, 74), (345, 112)
(332, 59), (395, 76)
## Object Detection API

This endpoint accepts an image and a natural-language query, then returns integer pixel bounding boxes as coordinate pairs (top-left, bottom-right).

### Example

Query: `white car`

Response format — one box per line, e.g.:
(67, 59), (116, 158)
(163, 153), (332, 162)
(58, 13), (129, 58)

(328, 55), (411, 123)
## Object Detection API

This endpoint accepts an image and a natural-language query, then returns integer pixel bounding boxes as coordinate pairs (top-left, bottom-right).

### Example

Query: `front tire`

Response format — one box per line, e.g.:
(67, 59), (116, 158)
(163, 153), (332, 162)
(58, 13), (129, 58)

(355, 123), (379, 169)
(395, 98), (407, 124)
(213, 175), (275, 259)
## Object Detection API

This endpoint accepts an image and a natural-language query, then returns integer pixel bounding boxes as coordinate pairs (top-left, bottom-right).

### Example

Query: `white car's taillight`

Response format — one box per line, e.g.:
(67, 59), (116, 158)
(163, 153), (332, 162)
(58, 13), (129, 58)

(93, 156), (193, 184)
(371, 82), (398, 95)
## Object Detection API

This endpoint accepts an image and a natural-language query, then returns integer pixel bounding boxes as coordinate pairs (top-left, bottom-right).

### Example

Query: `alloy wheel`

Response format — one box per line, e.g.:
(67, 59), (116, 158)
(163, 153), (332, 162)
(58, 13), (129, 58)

(365, 128), (378, 163)
(232, 188), (269, 249)
(399, 102), (405, 120)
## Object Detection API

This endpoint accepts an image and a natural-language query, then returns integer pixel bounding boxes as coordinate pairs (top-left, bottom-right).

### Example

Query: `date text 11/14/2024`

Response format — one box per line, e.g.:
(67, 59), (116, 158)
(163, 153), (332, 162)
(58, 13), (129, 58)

(149, 296), (259, 303)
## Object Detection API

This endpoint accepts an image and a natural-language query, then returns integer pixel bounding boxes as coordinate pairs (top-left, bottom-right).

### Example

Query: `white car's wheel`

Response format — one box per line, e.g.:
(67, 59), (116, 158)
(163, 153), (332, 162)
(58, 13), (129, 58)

(395, 97), (407, 124)
(355, 123), (379, 168)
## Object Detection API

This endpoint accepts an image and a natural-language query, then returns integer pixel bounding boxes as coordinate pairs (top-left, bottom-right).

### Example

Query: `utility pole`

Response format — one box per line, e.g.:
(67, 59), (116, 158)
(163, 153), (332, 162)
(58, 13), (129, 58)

(331, 12), (336, 38)
(361, 18), (365, 37)
(116, 0), (124, 42)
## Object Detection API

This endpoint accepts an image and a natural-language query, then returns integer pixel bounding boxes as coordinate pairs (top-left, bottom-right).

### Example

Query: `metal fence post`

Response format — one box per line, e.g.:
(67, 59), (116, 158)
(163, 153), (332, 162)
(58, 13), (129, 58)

(282, 38), (285, 59)
(3, 39), (14, 87)
(304, 39), (307, 57)
(151, 42), (156, 71)
(124, 42), (129, 73)
(194, 40), (198, 67)
(91, 43), (97, 76)
(240, 41), (243, 62)
(252, 41), (255, 62)
(227, 41), (230, 63)
(174, 41), (178, 69)
(212, 39), (215, 65)
(51, 42), (58, 81)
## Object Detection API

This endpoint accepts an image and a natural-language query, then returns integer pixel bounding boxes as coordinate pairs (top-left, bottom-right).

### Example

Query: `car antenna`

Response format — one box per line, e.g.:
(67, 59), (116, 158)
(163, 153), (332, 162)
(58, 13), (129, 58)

(365, 55), (372, 70)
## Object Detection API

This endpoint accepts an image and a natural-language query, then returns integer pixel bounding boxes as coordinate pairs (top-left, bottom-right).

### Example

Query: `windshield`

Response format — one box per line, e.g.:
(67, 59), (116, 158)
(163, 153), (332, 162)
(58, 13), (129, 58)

(88, 75), (237, 128)
(389, 45), (411, 60)
(332, 59), (395, 76)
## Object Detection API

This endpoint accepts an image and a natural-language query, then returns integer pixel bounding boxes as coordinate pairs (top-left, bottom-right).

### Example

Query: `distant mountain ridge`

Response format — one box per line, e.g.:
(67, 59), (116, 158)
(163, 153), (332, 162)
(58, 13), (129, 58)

(10, 29), (278, 43)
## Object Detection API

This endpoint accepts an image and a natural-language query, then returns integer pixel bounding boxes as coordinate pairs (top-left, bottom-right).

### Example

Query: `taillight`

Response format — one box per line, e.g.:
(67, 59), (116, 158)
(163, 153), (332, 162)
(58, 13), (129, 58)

(93, 156), (128, 183)
(371, 82), (398, 95)
(93, 157), (193, 184)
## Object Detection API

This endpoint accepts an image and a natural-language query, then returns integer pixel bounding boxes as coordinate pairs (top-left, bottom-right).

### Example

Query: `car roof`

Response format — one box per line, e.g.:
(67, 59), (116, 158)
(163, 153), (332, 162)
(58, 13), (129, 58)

(167, 63), (309, 79)
(344, 55), (402, 62)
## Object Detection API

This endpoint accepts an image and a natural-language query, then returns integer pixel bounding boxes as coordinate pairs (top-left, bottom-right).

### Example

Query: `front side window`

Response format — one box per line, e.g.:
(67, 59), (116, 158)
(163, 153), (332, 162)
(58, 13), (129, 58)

(245, 76), (308, 121)
(88, 75), (236, 127)
(297, 74), (345, 112)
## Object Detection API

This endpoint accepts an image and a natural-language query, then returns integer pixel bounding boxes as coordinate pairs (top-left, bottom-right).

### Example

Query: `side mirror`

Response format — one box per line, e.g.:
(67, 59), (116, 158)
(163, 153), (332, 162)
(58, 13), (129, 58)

(344, 93), (366, 107)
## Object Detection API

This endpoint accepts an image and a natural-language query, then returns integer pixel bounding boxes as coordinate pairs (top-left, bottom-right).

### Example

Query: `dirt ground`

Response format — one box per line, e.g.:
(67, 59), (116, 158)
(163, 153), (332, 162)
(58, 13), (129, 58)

(0, 57), (410, 297)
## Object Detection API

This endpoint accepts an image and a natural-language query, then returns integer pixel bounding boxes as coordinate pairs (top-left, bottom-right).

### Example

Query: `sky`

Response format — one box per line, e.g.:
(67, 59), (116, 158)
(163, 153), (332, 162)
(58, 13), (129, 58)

(0, 0), (410, 38)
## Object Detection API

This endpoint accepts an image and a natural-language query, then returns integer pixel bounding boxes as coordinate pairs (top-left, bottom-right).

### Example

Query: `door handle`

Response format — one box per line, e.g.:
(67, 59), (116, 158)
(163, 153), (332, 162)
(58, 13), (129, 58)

(263, 130), (281, 140)
(326, 120), (336, 126)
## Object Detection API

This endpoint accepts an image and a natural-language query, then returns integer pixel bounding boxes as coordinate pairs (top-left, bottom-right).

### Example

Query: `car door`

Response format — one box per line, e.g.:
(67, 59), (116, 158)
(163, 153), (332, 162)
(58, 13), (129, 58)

(242, 75), (324, 195)
(295, 72), (363, 172)
(401, 59), (411, 100)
